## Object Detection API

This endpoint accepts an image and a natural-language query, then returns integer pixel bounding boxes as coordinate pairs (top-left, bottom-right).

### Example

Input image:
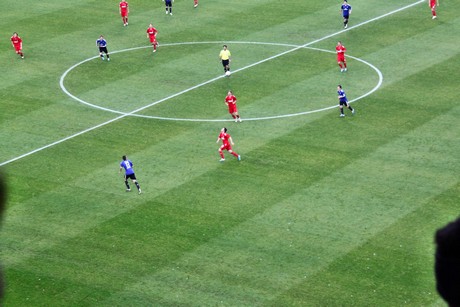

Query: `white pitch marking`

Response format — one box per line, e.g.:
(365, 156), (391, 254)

(60, 44), (382, 121)
(1, 0), (424, 166)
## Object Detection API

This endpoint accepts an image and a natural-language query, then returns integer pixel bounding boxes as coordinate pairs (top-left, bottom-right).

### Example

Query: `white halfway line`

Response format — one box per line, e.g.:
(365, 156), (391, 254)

(1, 0), (425, 167)
(60, 43), (383, 121)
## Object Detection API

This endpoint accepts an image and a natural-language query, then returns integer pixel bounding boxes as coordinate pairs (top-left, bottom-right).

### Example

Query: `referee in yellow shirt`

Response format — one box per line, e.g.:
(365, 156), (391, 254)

(219, 45), (231, 75)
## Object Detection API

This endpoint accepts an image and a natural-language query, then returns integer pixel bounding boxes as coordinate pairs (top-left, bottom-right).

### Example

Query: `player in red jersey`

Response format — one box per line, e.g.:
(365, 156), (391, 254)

(146, 24), (158, 52)
(119, 0), (129, 26)
(11, 32), (24, 59)
(429, 0), (439, 19)
(336, 41), (347, 72)
(216, 128), (241, 162)
(194, 0), (198, 8)
(225, 91), (241, 122)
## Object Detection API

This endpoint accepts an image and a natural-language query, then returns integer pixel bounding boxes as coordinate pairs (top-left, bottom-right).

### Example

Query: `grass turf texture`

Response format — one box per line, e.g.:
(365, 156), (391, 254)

(0, 0), (459, 305)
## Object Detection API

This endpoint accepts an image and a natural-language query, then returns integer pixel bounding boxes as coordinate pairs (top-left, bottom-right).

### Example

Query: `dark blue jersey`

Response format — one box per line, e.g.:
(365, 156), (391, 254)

(96, 38), (107, 48)
(338, 89), (348, 102)
(341, 4), (352, 17)
(120, 160), (135, 175)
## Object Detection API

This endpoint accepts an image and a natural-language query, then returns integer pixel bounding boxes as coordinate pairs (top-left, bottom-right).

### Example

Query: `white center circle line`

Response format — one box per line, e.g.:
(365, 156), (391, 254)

(5, 0), (425, 166)
(60, 41), (383, 122)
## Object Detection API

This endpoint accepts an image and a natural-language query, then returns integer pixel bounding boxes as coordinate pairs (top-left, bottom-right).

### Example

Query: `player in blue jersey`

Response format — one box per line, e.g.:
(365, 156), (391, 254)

(119, 155), (141, 194)
(96, 35), (110, 61)
(340, 0), (352, 28)
(337, 85), (355, 117)
(164, 0), (173, 15)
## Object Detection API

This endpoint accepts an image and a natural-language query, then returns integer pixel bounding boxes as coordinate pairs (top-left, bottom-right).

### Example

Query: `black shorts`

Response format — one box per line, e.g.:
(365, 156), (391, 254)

(125, 173), (137, 180)
(222, 59), (230, 67)
(339, 100), (349, 106)
(165, 0), (172, 5)
(99, 47), (108, 54)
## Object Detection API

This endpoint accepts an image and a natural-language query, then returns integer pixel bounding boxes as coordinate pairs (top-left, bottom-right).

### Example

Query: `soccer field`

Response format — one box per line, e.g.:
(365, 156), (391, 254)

(1, 0), (459, 305)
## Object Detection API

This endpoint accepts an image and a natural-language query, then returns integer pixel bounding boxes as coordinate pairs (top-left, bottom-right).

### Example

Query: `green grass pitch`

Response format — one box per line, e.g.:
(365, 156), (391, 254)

(0, 0), (459, 305)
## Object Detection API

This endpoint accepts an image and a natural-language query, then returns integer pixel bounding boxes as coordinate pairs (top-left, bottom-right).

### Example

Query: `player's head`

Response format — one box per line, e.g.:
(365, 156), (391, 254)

(223, 45), (227, 50)
(338, 85), (342, 90)
(122, 155), (127, 161)
(100, 35), (104, 39)
(337, 41), (342, 46)
(12, 32), (18, 37)
(149, 23), (153, 27)
(227, 90), (233, 95)
(221, 127), (227, 133)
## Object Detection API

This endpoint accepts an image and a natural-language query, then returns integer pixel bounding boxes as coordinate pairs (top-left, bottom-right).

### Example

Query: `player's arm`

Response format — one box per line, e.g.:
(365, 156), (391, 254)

(119, 166), (123, 173)
(229, 137), (235, 146)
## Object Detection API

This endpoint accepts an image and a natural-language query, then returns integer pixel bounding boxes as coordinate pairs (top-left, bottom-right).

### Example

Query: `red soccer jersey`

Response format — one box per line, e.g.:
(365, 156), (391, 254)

(225, 95), (237, 113)
(219, 132), (231, 146)
(120, 1), (128, 11)
(11, 36), (22, 46)
(147, 27), (157, 37)
(336, 45), (346, 55)
(336, 45), (346, 61)
(225, 95), (237, 105)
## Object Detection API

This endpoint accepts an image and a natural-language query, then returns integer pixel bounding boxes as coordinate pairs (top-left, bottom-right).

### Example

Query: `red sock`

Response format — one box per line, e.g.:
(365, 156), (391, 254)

(194, 0), (198, 4)
(343, 63), (347, 68)
(231, 152), (238, 157)
(219, 151), (224, 159)
(338, 63), (343, 68)
(432, 10), (436, 16)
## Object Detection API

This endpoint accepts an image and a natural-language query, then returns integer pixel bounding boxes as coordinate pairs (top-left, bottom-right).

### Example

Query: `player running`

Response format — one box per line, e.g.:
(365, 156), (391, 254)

(337, 85), (355, 117)
(216, 128), (241, 162)
(119, 155), (142, 194)
(146, 24), (158, 52)
(11, 32), (24, 59)
(340, 0), (352, 28)
(96, 35), (110, 61)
